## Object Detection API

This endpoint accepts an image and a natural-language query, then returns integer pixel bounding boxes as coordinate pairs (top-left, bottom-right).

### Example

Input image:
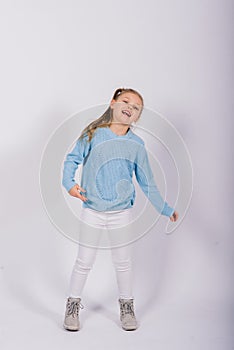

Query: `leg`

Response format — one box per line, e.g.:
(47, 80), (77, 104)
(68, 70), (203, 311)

(68, 207), (104, 298)
(111, 244), (138, 331)
(107, 209), (138, 330)
(64, 244), (97, 331)
(110, 243), (134, 299)
(107, 208), (134, 299)
(64, 208), (103, 331)
(68, 243), (98, 298)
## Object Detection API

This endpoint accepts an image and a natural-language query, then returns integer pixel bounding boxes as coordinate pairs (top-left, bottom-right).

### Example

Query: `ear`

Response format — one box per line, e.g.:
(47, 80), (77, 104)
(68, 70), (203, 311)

(110, 99), (116, 109)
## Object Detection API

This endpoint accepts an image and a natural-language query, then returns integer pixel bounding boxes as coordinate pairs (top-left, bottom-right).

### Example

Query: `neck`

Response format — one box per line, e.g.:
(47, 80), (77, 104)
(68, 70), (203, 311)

(109, 123), (130, 136)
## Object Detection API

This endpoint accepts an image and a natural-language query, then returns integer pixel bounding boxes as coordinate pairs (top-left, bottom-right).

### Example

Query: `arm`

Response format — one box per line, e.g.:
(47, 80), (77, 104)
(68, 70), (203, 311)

(134, 143), (175, 217)
(62, 134), (90, 192)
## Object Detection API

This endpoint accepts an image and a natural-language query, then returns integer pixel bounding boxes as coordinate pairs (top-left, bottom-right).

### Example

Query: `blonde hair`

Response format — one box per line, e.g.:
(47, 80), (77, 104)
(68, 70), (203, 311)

(79, 87), (144, 142)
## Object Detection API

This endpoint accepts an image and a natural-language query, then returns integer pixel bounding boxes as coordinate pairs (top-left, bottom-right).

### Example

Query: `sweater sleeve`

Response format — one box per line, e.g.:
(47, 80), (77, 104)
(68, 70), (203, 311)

(62, 134), (90, 192)
(134, 143), (175, 217)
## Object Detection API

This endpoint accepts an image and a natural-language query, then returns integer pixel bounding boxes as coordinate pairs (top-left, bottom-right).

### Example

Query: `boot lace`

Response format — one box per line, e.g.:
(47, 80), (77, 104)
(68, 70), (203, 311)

(119, 299), (135, 317)
(66, 299), (84, 318)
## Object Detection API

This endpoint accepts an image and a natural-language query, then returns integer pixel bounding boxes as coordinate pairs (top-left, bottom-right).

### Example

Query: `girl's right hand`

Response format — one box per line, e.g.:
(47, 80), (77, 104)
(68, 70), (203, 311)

(68, 184), (88, 202)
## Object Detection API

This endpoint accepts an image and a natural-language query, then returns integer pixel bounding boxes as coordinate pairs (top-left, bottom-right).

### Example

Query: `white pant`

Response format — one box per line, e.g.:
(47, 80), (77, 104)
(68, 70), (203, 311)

(68, 207), (134, 299)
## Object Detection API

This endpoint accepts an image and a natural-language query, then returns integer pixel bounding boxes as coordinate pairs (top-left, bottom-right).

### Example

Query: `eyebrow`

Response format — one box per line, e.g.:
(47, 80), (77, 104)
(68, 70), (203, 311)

(121, 97), (142, 105)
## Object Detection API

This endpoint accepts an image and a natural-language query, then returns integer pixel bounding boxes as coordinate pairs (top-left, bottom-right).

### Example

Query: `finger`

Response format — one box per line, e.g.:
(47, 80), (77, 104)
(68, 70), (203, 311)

(77, 185), (86, 192)
(76, 193), (88, 202)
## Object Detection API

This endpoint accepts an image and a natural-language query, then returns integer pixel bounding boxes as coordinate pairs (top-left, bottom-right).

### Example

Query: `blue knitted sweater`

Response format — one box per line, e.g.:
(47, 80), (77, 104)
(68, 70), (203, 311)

(62, 126), (174, 217)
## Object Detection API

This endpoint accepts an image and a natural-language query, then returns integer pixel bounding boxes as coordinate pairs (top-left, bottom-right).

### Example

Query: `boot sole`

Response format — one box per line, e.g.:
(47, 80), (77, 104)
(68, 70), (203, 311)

(63, 324), (80, 331)
(122, 324), (138, 331)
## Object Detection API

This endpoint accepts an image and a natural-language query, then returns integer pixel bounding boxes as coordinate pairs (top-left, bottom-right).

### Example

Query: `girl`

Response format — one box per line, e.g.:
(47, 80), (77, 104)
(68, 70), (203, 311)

(62, 87), (179, 331)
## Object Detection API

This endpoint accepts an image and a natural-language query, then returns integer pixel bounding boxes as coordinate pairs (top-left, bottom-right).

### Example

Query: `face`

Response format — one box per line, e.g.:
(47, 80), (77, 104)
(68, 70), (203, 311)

(110, 92), (143, 126)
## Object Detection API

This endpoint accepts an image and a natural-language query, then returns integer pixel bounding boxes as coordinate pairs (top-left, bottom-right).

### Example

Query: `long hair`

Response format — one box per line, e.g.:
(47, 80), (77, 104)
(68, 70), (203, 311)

(78, 87), (144, 142)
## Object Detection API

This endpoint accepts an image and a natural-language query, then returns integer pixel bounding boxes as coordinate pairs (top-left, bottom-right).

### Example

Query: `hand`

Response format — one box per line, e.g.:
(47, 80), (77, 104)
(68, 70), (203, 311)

(68, 184), (88, 202)
(169, 210), (179, 222)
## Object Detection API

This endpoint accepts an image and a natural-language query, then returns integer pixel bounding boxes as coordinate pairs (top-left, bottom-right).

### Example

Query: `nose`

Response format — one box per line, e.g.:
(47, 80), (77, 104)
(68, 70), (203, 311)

(127, 103), (133, 110)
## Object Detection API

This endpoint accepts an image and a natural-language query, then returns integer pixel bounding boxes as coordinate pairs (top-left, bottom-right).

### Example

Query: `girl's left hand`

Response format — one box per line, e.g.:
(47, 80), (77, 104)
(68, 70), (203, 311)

(170, 210), (179, 222)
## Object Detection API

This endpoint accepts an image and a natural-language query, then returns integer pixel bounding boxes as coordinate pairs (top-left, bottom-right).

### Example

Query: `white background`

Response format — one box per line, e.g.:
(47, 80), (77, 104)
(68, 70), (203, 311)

(0, 1), (233, 349)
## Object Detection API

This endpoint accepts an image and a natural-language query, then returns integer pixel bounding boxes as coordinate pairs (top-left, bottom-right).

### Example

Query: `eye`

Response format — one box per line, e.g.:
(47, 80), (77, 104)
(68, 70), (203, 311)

(133, 106), (139, 111)
(123, 100), (128, 103)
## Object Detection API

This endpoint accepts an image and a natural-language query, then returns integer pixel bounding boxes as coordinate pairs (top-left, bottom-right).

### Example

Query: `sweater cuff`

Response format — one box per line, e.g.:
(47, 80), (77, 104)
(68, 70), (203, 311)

(162, 203), (175, 217)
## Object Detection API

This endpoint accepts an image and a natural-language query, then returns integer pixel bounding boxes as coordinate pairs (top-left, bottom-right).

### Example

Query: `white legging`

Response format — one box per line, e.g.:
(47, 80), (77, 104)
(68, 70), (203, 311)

(68, 207), (134, 299)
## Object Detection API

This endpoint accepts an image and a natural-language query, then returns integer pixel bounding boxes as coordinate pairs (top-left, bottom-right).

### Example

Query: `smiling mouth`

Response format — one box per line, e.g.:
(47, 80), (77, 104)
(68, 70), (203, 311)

(122, 110), (131, 117)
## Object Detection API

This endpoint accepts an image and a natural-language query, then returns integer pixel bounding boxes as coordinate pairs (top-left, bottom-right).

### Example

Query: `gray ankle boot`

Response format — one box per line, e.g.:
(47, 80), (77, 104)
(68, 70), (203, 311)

(118, 298), (138, 331)
(63, 297), (84, 331)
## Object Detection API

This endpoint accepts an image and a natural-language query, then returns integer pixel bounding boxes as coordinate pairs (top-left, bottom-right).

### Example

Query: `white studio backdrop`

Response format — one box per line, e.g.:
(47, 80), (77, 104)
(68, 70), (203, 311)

(0, 1), (233, 350)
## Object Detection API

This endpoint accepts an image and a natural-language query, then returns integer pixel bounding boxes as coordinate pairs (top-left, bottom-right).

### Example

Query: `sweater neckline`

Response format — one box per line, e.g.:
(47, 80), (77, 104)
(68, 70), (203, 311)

(105, 126), (132, 138)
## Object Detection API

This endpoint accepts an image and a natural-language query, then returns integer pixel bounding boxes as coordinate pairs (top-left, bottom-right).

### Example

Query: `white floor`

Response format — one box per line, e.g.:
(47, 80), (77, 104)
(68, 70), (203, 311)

(1, 210), (233, 350)
(1, 295), (233, 350)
